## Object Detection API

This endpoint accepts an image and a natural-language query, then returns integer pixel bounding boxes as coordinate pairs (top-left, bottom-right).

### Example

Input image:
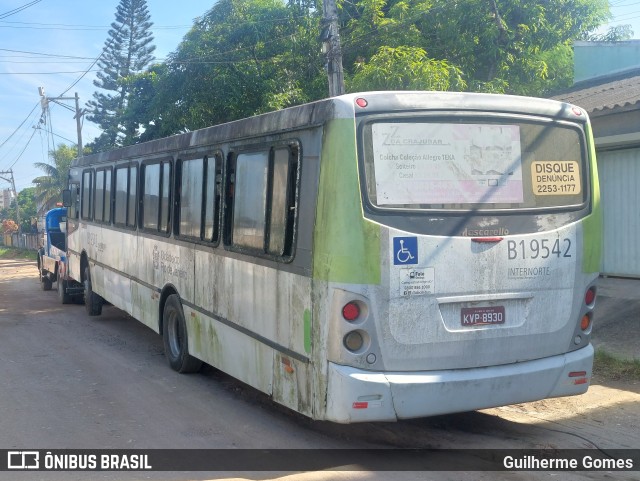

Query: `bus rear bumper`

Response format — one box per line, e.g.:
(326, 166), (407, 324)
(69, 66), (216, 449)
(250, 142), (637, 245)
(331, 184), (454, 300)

(325, 344), (593, 423)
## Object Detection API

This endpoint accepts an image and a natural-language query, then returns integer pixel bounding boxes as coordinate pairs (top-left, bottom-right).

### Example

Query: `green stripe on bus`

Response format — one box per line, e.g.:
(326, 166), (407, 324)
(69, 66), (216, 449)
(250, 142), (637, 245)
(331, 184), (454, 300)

(313, 118), (381, 284)
(583, 122), (603, 274)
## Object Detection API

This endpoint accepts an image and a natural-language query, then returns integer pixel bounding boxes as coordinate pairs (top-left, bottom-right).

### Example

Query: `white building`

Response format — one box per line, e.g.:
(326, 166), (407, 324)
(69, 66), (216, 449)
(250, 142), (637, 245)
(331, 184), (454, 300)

(0, 188), (12, 211)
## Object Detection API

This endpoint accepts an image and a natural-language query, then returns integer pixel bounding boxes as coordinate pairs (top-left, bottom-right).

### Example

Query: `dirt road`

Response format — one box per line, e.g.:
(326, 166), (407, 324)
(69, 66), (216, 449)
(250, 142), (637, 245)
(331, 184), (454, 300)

(0, 258), (638, 481)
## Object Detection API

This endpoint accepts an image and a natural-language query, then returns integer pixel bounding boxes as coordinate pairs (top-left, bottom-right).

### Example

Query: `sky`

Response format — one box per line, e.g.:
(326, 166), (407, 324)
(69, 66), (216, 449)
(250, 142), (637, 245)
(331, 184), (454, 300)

(1, 1), (640, 193)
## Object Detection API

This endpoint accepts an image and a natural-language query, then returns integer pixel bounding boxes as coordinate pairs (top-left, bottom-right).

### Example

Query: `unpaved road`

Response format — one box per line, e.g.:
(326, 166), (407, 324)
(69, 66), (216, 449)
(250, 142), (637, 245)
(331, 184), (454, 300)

(0, 258), (638, 481)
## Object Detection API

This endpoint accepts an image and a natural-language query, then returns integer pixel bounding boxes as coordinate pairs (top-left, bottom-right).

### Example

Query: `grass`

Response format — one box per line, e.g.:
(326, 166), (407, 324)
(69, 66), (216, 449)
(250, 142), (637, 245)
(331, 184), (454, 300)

(0, 246), (38, 261)
(593, 349), (640, 382)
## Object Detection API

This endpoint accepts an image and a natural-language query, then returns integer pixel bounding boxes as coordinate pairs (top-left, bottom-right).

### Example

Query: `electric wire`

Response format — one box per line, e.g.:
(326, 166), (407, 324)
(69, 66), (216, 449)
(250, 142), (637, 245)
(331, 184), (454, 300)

(0, 0), (42, 20)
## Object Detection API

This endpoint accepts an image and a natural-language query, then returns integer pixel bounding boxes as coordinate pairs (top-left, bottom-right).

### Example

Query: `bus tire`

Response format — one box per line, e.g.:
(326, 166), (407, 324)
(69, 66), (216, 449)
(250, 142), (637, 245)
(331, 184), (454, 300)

(84, 266), (103, 316)
(163, 294), (202, 374)
(58, 278), (71, 304)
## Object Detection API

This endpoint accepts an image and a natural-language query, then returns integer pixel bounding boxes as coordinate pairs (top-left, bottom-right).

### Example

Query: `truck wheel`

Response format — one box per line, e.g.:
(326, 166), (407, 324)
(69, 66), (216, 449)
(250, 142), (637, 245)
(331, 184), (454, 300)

(58, 278), (71, 304)
(84, 266), (103, 316)
(163, 294), (202, 373)
(41, 268), (52, 291)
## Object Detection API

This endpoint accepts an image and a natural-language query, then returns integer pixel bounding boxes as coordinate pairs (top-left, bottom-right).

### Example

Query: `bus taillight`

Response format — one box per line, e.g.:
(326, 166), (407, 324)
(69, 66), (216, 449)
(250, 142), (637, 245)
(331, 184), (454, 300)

(343, 331), (364, 352)
(342, 302), (361, 321)
(580, 313), (592, 331)
(585, 287), (596, 306)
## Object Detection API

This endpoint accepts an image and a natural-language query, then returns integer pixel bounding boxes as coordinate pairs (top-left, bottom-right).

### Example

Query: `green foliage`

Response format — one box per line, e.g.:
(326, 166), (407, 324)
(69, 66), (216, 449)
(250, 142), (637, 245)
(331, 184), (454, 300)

(114, 0), (613, 141)
(0, 246), (37, 260)
(0, 188), (37, 233)
(86, 0), (156, 151)
(586, 24), (634, 42)
(32, 144), (77, 211)
(594, 349), (640, 382)
(127, 0), (325, 139)
(350, 46), (465, 91)
(343, 0), (610, 96)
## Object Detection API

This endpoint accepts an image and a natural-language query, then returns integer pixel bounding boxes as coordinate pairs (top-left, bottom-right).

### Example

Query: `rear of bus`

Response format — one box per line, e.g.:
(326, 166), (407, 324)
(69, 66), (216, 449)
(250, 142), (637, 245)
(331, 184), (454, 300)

(314, 92), (601, 423)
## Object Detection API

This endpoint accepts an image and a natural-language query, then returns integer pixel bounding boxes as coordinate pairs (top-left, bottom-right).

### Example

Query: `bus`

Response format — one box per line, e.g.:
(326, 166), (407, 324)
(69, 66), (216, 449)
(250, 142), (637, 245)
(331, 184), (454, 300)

(61, 91), (601, 423)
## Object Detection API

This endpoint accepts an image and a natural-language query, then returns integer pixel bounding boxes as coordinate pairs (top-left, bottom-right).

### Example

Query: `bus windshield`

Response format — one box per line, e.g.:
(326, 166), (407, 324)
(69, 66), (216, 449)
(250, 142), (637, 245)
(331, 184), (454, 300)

(361, 117), (588, 212)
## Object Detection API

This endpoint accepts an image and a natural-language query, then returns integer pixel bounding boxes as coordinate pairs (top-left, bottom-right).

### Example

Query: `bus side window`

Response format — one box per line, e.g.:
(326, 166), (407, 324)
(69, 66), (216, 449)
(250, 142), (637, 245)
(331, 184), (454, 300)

(68, 183), (80, 219)
(268, 146), (299, 257)
(81, 170), (93, 221)
(203, 153), (222, 243)
(93, 167), (112, 224)
(142, 161), (171, 234)
(226, 143), (299, 259)
(178, 157), (204, 239)
(231, 151), (269, 250)
(114, 165), (137, 228)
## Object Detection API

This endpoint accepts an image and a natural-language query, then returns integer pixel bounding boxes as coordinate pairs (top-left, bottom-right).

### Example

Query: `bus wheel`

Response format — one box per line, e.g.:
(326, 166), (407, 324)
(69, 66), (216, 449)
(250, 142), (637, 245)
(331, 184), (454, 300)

(163, 294), (202, 374)
(58, 278), (71, 304)
(84, 266), (103, 316)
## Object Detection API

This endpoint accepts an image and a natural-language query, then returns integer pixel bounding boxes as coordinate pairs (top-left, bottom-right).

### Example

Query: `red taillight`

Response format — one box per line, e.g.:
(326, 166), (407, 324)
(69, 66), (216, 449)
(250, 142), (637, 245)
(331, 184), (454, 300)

(342, 302), (360, 321)
(355, 97), (368, 108)
(585, 287), (596, 306)
(569, 371), (588, 385)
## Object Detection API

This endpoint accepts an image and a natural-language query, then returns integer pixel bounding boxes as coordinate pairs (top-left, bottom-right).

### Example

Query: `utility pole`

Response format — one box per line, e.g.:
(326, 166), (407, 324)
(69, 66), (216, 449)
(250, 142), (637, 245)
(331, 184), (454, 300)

(321, 0), (345, 97)
(38, 87), (84, 157)
(0, 169), (21, 237)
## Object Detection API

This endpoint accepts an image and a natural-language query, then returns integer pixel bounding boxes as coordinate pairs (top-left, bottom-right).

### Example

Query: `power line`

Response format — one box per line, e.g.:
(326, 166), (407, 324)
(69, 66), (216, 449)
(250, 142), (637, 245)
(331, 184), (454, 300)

(0, 0), (42, 20)
(0, 102), (39, 151)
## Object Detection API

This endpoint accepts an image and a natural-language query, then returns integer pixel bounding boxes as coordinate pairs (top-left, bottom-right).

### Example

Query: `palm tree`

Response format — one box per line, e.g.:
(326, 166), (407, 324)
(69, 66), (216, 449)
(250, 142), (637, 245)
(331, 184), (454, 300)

(32, 144), (77, 212)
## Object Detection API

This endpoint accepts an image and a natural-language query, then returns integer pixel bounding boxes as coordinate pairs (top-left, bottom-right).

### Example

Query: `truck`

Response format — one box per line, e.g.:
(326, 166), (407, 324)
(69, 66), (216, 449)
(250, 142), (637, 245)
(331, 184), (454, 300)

(37, 207), (83, 303)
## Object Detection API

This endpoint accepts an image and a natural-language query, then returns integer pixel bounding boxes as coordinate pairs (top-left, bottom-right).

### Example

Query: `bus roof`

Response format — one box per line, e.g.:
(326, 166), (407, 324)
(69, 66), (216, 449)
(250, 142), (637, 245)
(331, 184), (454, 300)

(70, 91), (587, 168)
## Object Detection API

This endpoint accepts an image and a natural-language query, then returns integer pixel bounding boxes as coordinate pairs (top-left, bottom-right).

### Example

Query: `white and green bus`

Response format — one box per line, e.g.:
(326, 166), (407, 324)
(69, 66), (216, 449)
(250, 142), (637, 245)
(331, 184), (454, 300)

(61, 91), (601, 423)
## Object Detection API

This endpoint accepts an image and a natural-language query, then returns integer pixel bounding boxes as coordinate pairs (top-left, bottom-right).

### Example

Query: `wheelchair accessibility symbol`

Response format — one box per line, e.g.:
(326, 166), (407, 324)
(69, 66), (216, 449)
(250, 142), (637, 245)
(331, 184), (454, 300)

(393, 237), (418, 265)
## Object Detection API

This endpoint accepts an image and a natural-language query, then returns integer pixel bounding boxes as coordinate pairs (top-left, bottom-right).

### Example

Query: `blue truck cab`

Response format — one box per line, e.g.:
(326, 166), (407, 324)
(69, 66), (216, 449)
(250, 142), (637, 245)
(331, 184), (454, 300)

(43, 207), (67, 256)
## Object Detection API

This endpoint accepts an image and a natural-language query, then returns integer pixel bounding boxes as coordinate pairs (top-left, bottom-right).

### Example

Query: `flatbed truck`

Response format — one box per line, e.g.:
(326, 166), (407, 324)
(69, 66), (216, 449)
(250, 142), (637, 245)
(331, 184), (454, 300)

(37, 207), (83, 303)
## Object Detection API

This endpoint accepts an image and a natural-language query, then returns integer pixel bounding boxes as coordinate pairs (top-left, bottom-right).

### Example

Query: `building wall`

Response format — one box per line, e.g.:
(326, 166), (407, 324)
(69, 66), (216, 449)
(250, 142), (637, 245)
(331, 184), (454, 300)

(0, 189), (12, 210)
(574, 41), (640, 83)
(597, 148), (640, 278)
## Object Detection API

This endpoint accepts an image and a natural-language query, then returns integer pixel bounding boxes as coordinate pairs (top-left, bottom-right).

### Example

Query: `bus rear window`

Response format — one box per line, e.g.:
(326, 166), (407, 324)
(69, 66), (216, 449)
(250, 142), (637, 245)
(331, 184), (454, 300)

(362, 119), (587, 211)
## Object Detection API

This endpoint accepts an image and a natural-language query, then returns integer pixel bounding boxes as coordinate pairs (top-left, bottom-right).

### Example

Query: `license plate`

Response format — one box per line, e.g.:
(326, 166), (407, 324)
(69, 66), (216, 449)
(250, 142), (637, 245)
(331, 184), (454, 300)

(461, 306), (505, 326)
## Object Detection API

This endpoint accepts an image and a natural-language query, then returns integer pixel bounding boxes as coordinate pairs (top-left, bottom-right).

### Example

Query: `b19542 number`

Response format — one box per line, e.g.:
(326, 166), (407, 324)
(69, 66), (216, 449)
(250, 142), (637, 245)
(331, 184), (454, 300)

(507, 238), (572, 260)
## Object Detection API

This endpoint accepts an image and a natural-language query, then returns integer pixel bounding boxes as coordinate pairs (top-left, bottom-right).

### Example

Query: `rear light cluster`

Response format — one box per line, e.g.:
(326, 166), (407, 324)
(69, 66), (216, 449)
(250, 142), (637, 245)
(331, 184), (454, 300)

(580, 286), (596, 332)
(574, 285), (596, 347)
(341, 300), (375, 363)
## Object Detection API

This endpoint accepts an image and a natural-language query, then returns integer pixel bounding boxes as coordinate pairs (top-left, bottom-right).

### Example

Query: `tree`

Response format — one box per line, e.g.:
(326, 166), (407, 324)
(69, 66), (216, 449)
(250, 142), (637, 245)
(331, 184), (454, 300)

(86, 0), (156, 150)
(350, 46), (466, 92)
(341, 0), (611, 95)
(2, 219), (18, 235)
(586, 24), (634, 42)
(32, 144), (77, 211)
(119, 0), (613, 135)
(0, 189), (37, 233)
(125, 0), (325, 140)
